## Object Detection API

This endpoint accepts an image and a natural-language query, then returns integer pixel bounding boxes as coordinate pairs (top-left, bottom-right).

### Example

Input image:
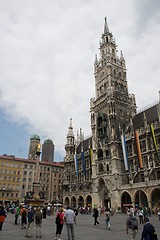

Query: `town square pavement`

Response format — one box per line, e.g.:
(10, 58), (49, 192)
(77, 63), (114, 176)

(0, 212), (160, 240)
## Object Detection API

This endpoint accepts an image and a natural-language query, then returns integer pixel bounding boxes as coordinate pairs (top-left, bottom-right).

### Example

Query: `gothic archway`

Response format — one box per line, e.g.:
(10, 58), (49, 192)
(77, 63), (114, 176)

(98, 163), (104, 173)
(71, 196), (76, 208)
(121, 191), (132, 213)
(134, 190), (148, 208)
(64, 197), (70, 207)
(86, 195), (92, 207)
(151, 188), (160, 209)
(97, 149), (103, 160)
(98, 178), (110, 208)
(78, 196), (84, 207)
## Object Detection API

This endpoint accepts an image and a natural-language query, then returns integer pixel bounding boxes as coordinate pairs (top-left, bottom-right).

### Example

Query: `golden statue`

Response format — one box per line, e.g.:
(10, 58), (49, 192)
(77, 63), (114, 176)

(36, 143), (41, 152)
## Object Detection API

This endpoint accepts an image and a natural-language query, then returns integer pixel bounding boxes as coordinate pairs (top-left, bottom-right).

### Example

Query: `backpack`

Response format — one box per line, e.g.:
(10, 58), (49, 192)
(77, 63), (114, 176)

(35, 212), (42, 223)
(130, 216), (138, 230)
(22, 209), (27, 217)
(106, 212), (110, 221)
(150, 224), (158, 240)
(55, 213), (61, 224)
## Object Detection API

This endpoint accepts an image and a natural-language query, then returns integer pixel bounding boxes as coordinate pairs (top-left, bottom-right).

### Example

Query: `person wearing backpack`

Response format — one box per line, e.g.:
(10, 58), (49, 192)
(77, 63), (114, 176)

(126, 209), (138, 240)
(35, 207), (43, 238)
(141, 217), (158, 240)
(55, 208), (64, 240)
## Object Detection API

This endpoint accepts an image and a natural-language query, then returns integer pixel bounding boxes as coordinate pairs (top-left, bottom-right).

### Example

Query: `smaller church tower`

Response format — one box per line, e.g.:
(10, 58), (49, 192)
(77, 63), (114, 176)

(28, 134), (41, 160)
(41, 139), (54, 162)
(65, 118), (75, 162)
(62, 119), (76, 205)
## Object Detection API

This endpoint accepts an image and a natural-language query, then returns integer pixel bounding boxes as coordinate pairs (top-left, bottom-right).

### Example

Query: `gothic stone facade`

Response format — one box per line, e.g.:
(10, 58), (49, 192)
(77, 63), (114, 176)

(62, 19), (160, 212)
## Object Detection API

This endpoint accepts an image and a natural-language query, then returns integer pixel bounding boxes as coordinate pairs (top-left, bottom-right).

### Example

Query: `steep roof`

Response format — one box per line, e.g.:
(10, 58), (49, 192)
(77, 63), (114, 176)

(133, 103), (159, 129)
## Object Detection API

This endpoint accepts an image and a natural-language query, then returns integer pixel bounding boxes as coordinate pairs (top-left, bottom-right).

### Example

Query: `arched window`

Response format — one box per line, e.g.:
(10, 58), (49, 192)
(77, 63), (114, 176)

(97, 149), (103, 160)
(98, 163), (104, 173)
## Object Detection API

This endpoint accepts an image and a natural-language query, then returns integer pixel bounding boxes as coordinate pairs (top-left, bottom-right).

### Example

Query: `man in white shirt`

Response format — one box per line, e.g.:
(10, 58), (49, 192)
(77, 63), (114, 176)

(64, 206), (76, 240)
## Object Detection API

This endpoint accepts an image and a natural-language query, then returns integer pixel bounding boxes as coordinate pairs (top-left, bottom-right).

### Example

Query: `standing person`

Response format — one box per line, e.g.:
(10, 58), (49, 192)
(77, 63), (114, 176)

(105, 208), (111, 230)
(55, 208), (64, 240)
(25, 206), (34, 238)
(157, 210), (160, 221)
(35, 208), (42, 238)
(93, 207), (99, 225)
(138, 208), (144, 224)
(64, 206), (76, 240)
(47, 205), (51, 216)
(42, 206), (47, 219)
(126, 210), (138, 240)
(0, 206), (6, 231)
(14, 205), (20, 225)
(141, 216), (158, 240)
(21, 206), (27, 229)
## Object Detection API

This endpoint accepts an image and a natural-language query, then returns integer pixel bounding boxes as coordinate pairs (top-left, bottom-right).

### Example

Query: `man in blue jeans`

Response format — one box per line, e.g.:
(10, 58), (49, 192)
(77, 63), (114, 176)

(64, 206), (76, 240)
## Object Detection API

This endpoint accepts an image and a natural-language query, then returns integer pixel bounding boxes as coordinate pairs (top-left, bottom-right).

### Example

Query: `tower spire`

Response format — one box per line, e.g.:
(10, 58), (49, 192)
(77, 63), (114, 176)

(67, 118), (74, 137)
(104, 17), (109, 34)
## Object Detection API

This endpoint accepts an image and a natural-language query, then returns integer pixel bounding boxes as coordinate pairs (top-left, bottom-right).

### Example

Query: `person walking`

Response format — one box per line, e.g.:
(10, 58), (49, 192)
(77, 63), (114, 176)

(35, 207), (43, 238)
(64, 206), (76, 240)
(126, 209), (138, 240)
(105, 208), (111, 230)
(141, 216), (158, 240)
(0, 205), (6, 231)
(25, 206), (35, 238)
(93, 207), (99, 225)
(55, 208), (64, 240)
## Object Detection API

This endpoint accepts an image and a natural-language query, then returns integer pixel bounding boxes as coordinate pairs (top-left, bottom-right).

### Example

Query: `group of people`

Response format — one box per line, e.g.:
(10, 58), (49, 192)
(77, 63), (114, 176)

(126, 208), (158, 240)
(1, 204), (160, 240)
(92, 207), (111, 229)
(0, 203), (77, 240)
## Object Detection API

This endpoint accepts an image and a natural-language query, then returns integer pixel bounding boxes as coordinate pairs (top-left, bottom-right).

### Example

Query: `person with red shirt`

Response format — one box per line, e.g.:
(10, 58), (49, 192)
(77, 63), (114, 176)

(0, 205), (6, 231)
(55, 208), (64, 240)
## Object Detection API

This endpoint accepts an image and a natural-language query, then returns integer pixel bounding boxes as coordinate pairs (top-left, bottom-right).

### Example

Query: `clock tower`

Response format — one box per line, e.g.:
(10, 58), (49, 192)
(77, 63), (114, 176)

(90, 18), (136, 209)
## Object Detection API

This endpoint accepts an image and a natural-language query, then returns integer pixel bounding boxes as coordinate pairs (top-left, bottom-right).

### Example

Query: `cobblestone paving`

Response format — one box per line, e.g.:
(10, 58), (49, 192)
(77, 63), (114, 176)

(0, 212), (160, 240)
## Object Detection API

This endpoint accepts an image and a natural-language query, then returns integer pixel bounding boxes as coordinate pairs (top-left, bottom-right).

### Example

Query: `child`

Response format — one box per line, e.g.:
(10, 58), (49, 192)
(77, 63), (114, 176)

(105, 208), (111, 230)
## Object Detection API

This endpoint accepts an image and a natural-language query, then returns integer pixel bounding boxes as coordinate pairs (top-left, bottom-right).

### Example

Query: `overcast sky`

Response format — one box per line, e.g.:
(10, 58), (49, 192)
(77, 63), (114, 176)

(0, 0), (160, 161)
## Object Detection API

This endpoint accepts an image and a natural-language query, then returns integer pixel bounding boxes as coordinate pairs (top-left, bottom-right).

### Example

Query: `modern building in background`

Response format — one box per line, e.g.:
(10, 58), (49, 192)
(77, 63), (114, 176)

(62, 18), (160, 212)
(0, 135), (64, 204)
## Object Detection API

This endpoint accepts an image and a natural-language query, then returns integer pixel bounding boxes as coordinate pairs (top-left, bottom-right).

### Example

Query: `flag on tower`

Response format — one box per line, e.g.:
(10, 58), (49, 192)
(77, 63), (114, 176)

(74, 154), (78, 176)
(134, 130), (143, 169)
(121, 134), (129, 171)
(81, 151), (86, 177)
(150, 123), (159, 157)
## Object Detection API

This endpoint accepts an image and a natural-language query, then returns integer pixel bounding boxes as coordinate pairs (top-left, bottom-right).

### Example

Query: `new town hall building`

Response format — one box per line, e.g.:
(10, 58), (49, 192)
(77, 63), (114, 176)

(62, 18), (160, 212)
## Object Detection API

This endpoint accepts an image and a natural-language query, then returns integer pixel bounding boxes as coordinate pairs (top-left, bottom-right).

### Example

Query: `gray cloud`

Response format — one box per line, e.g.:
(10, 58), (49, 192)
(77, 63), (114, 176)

(0, 0), (159, 158)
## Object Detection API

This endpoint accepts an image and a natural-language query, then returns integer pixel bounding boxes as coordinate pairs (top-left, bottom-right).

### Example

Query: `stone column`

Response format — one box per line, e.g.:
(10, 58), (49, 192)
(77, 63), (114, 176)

(33, 143), (41, 199)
